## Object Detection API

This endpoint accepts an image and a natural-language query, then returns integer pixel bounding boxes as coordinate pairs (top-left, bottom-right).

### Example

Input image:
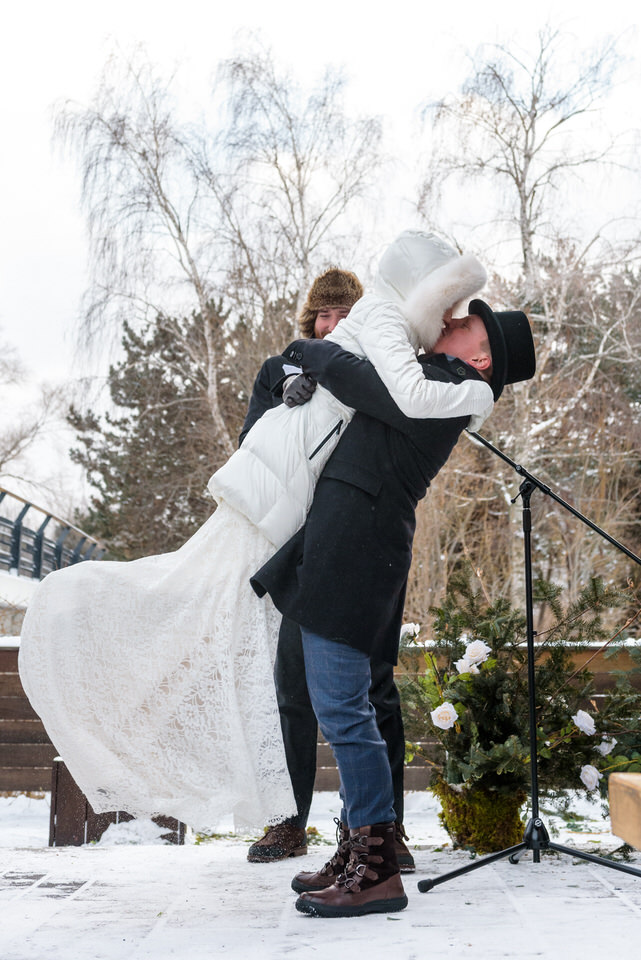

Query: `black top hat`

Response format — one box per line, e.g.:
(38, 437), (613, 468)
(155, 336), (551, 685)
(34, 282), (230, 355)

(469, 299), (536, 401)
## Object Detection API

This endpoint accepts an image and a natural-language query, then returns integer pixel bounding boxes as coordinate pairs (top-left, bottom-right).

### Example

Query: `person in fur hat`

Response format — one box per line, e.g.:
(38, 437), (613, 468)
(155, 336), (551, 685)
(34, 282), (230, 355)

(243, 266), (418, 870)
(239, 267), (363, 444)
(298, 267), (364, 339)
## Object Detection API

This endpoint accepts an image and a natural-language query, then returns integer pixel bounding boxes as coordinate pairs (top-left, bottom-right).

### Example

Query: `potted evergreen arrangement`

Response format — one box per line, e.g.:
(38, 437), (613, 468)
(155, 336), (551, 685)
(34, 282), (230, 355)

(398, 574), (641, 853)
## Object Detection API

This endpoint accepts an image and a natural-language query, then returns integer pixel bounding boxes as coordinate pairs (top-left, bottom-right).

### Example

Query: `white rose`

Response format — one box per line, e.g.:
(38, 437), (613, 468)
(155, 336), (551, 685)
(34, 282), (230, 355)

(430, 701), (458, 730)
(572, 710), (596, 736)
(464, 640), (492, 665)
(400, 622), (421, 641)
(454, 657), (479, 675)
(595, 737), (617, 756)
(579, 764), (603, 791)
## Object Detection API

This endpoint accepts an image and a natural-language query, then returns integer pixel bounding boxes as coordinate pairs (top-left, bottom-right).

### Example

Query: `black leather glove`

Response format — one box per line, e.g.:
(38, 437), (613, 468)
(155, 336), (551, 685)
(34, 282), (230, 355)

(282, 373), (317, 407)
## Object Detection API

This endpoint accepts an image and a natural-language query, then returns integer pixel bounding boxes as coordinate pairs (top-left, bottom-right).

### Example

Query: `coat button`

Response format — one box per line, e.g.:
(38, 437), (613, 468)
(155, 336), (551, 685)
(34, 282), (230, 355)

(295, 352), (303, 361)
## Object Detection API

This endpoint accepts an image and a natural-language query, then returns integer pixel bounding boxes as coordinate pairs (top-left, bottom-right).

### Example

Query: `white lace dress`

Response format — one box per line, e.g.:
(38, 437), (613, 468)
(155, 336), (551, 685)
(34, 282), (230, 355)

(18, 503), (296, 831)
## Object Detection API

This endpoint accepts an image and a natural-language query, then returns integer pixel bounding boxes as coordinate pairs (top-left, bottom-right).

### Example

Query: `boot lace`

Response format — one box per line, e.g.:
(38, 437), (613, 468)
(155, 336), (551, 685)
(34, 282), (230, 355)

(318, 818), (351, 878)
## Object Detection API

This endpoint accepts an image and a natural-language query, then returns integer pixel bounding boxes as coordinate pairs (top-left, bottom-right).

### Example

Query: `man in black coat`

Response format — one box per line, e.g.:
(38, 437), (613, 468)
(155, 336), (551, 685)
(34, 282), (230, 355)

(251, 300), (536, 917)
(243, 268), (414, 872)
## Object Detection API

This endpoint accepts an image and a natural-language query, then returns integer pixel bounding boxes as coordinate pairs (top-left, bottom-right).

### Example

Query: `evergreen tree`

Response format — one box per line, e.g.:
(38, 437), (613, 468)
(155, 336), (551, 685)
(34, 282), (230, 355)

(69, 314), (231, 560)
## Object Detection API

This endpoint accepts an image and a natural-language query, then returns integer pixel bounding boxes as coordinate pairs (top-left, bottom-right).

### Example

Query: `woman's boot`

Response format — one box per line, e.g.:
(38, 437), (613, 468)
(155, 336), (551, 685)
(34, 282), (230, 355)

(295, 822), (408, 918)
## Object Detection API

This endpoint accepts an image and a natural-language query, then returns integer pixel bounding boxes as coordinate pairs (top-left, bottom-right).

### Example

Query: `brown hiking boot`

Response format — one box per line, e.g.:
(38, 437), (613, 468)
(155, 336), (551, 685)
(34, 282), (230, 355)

(395, 822), (416, 873)
(295, 822), (408, 918)
(247, 822), (307, 862)
(291, 818), (351, 893)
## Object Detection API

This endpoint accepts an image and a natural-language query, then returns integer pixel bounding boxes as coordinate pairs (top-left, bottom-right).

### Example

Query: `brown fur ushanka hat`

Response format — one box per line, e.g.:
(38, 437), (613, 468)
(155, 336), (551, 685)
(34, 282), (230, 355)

(299, 268), (363, 338)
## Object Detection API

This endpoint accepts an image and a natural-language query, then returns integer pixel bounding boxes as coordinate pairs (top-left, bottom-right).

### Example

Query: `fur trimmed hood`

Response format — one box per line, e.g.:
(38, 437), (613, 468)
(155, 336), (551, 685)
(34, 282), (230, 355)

(403, 253), (488, 351)
(374, 231), (487, 351)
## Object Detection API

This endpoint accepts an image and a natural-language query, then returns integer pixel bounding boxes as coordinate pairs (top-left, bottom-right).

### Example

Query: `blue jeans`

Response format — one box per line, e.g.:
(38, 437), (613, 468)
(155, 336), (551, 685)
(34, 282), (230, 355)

(301, 628), (396, 829)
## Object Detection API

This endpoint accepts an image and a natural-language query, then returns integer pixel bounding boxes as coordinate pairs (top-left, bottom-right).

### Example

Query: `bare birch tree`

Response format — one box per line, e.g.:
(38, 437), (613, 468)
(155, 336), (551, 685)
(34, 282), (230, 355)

(55, 54), (236, 461)
(0, 333), (63, 478)
(56, 45), (383, 469)
(212, 47), (383, 307)
(420, 28), (620, 284)
(412, 29), (641, 613)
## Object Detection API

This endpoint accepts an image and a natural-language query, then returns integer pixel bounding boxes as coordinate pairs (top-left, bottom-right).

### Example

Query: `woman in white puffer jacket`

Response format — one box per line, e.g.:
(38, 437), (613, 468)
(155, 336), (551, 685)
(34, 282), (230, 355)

(209, 230), (493, 548)
(19, 231), (493, 834)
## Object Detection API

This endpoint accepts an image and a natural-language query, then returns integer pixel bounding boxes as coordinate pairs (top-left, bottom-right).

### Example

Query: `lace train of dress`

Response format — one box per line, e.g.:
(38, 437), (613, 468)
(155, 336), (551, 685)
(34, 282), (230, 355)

(18, 503), (296, 831)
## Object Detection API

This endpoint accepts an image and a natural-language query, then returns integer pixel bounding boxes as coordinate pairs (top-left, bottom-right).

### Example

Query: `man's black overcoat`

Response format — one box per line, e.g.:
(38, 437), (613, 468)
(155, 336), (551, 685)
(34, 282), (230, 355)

(251, 339), (486, 665)
(239, 355), (302, 445)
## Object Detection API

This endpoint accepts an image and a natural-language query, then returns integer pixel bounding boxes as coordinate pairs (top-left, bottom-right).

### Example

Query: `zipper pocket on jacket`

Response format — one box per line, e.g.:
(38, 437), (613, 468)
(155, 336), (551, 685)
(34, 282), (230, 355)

(309, 420), (343, 460)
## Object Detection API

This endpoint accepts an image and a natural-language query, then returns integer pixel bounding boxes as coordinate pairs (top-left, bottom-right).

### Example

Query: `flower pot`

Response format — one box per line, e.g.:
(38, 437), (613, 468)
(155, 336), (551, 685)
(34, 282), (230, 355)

(433, 778), (526, 854)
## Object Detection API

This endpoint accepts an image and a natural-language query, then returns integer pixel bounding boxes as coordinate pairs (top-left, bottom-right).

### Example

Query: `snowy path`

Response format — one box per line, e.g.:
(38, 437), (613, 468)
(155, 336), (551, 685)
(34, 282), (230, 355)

(1, 793), (640, 959)
(2, 843), (641, 959)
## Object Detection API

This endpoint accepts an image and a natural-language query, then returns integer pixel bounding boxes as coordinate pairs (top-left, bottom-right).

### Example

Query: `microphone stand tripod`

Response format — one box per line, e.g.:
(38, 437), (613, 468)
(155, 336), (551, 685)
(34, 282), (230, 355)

(417, 431), (641, 894)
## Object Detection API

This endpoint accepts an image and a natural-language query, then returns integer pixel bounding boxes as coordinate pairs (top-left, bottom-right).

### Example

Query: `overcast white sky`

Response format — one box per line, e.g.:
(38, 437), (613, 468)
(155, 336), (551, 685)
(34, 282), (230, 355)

(0, 0), (638, 506)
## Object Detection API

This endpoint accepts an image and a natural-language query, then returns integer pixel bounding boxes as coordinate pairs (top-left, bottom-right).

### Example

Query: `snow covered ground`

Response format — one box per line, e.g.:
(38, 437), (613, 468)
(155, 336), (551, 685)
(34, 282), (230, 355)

(1, 790), (640, 959)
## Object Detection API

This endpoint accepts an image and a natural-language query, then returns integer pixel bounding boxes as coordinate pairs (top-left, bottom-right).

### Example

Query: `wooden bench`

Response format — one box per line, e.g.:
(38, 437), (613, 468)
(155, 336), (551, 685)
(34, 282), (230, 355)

(609, 773), (641, 850)
(314, 738), (437, 792)
(0, 641), (56, 791)
(50, 758), (184, 845)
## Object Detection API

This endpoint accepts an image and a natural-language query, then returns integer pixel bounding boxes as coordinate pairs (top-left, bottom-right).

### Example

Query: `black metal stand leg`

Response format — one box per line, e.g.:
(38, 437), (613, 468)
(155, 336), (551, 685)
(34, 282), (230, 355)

(418, 815), (641, 892)
(417, 843), (527, 892)
(547, 842), (641, 879)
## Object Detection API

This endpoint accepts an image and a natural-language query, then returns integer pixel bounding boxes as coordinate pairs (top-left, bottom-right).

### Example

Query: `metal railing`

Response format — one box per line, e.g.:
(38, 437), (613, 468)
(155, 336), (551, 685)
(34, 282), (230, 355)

(0, 486), (105, 580)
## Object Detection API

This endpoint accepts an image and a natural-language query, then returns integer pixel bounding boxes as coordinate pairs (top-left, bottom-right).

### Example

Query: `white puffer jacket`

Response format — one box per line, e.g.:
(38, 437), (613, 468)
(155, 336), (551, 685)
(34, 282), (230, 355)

(209, 232), (493, 547)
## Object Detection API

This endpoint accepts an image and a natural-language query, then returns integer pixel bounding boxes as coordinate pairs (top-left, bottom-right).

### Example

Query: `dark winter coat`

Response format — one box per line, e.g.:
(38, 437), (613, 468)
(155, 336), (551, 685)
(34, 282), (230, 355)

(239, 356), (302, 445)
(251, 338), (483, 665)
